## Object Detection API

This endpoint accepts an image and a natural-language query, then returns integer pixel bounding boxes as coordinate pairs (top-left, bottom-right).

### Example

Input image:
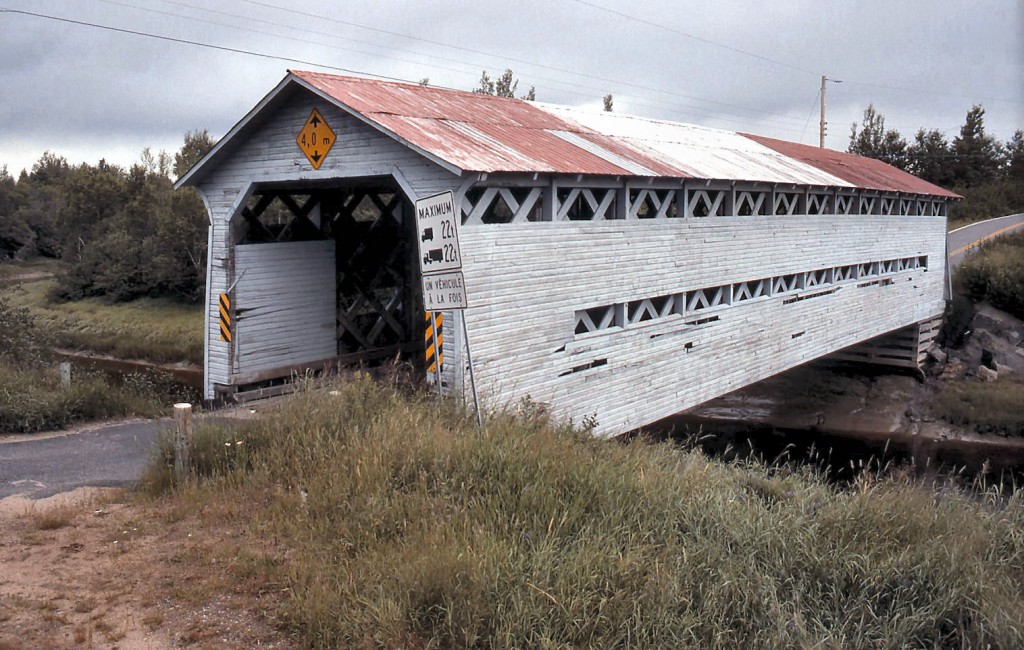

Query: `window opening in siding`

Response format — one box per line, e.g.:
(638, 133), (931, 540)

(736, 191), (769, 216)
(238, 191), (327, 244)
(687, 189), (725, 217)
(575, 304), (622, 334)
(572, 254), (928, 337)
(629, 188), (676, 219)
(463, 186), (544, 225)
(461, 183), (947, 225)
(559, 358), (608, 376)
(807, 193), (831, 215)
(782, 287), (839, 304)
(685, 315), (720, 326)
(556, 187), (618, 221)
(835, 194), (854, 215)
(774, 191), (801, 216)
(858, 195), (877, 215)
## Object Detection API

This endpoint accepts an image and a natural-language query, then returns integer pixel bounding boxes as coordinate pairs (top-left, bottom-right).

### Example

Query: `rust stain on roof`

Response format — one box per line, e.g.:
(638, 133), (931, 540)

(741, 133), (961, 198)
(283, 70), (959, 198)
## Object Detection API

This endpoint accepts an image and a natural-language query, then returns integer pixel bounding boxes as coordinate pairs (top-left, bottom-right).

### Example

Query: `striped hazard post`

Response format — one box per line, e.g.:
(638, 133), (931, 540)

(219, 293), (232, 342)
(424, 311), (443, 374)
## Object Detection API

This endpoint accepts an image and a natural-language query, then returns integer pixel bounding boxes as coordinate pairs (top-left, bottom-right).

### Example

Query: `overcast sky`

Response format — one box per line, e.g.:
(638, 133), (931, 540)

(1, 0), (1021, 178)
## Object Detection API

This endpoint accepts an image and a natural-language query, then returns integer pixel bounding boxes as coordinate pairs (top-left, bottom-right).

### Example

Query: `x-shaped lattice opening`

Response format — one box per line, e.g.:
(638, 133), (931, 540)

(328, 188), (412, 354)
(238, 191), (323, 244)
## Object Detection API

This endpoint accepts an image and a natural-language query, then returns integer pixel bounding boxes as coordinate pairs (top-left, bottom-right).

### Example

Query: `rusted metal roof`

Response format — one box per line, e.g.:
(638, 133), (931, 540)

(190, 70), (956, 198)
(741, 133), (962, 198)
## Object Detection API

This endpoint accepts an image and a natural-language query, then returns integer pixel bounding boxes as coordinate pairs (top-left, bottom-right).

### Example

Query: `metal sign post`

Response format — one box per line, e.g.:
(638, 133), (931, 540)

(415, 191), (482, 427)
(460, 311), (483, 429)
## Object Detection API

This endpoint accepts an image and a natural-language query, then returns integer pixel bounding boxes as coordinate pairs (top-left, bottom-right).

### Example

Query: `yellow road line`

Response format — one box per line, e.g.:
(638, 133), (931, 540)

(950, 221), (1024, 258)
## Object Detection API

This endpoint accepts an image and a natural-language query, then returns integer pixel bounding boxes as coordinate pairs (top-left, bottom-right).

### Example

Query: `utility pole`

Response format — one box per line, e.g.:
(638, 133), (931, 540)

(819, 75), (842, 149)
(819, 75), (827, 148)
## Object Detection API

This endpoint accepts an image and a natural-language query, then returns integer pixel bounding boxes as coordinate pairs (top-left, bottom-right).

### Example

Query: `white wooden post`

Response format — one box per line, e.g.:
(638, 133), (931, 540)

(59, 362), (72, 389)
(173, 403), (193, 481)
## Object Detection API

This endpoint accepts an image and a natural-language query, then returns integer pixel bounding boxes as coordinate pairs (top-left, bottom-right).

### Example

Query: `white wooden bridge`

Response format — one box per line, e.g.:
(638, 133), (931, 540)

(177, 71), (957, 437)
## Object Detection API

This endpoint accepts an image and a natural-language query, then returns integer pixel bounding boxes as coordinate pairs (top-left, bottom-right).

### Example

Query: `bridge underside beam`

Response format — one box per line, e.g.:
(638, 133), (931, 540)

(828, 315), (942, 370)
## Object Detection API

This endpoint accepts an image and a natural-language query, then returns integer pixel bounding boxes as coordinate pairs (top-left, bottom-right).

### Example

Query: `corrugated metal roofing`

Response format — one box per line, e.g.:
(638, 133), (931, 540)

(536, 104), (853, 187)
(194, 70), (956, 198)
(742, 133), (961, 198)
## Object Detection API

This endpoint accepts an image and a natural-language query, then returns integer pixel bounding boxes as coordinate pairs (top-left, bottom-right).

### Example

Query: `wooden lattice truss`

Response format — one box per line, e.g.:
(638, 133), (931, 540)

(459, 179), (948, 224)
(237, 186), (417, 359)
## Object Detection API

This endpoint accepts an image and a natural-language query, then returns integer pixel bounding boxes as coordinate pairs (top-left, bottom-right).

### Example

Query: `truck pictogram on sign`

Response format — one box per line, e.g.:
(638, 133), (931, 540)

(415, 191), (467, 310)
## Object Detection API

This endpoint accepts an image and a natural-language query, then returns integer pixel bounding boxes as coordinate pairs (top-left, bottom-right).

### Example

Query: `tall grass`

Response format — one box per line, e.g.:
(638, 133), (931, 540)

(145, 374), (1024, 648)
(935, 377), (1024, 437)
(0, 295), (199, 433)
(0, 363), (198, 433)
(0, 279), (203, 365)
(955, 232), (1024, 321)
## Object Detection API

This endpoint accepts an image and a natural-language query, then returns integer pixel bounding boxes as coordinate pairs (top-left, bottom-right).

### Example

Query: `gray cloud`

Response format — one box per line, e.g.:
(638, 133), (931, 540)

(1, 0), (1020, 177)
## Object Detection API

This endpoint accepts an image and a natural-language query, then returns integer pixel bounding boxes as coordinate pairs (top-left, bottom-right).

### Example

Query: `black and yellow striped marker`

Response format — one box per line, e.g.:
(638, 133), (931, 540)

(425, 311), (443, 373)
(219, 293), (232, 342)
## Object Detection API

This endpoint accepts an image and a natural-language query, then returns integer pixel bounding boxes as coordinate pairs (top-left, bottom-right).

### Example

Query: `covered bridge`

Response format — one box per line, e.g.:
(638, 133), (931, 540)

(177, 70), (958, 437)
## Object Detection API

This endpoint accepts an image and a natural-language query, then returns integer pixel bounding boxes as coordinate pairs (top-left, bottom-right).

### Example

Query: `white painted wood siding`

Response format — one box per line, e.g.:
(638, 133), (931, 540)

(196, 88), (459, 204)
(234, 241), (336, 374)
(193, 86), (462, 396)
(457, 215), (947, 437)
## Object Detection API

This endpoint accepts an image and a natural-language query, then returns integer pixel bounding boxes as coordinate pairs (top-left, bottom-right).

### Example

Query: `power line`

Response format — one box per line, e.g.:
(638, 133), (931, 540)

(565, 0), (818, 76)
(843, 79), (1021, 106)
(227, 0), (813, 125)
(567, 0), (1023, 107)
(0, 6), (410, 83)
(1, 2), (813, 133)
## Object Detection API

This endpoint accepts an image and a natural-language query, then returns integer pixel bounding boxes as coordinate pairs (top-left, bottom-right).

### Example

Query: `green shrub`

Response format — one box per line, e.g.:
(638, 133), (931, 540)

(145, 374), (1024, 648)
(0, 297), (50, 367)
(0, 364), (197, 434)
(955, 233), (1024, 320)
(935, 378), (1024, 436)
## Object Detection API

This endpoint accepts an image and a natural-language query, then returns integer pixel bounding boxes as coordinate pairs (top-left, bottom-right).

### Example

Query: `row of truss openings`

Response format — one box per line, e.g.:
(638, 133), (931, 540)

(460, 182), (949, 225)
(574, 255), (929, 335)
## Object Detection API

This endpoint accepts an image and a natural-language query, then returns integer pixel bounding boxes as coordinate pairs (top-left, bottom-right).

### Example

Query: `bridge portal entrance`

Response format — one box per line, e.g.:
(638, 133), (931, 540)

(226, 179), (421, 398)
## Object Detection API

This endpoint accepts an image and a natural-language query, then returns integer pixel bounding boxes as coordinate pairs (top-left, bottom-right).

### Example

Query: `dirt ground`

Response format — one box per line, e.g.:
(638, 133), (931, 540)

(0, 487), (294, 649)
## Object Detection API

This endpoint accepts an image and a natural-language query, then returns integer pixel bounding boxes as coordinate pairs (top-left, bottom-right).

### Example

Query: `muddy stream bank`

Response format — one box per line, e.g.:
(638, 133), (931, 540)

(649, 359), (1024, 482)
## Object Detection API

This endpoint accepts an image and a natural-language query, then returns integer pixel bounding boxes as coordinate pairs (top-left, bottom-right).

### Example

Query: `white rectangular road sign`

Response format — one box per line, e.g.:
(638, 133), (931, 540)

(415, 191), (462, 275)
(421, 270), (468, 310)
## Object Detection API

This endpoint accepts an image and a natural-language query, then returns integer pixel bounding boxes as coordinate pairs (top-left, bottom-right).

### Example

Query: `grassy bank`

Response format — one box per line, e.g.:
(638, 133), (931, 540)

(0, 278), (203, 365)
(143, 375), (1024, 648)
(955, 232), (1024, 322)
(935, 377), (1024, 437)
(0, 363), (190, 433)
(0, 297), (198, 433)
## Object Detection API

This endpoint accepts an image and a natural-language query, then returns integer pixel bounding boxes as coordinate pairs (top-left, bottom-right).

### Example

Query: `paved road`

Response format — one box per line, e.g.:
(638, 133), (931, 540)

(0, 419), (170, 499)
(948, 212), (1024, 269)
(4, 214), (1022, 501)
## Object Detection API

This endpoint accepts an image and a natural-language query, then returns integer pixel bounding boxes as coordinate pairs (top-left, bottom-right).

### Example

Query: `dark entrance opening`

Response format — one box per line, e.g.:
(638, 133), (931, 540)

(232, 180), (422, 385)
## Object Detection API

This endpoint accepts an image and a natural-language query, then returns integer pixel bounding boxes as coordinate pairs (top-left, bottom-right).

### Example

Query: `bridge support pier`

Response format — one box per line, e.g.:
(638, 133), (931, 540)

(828, 315), (942, 371)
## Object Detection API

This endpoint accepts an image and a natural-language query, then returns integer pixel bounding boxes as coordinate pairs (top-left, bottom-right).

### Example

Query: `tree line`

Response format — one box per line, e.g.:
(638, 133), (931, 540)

(0, 130), (216, 303)
(1, 93), (1019, 307)
(848, 104), (1023, 221)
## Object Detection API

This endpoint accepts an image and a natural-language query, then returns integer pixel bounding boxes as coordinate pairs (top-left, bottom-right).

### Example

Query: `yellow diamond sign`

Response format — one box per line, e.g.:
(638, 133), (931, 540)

(296, 108), (336, 170)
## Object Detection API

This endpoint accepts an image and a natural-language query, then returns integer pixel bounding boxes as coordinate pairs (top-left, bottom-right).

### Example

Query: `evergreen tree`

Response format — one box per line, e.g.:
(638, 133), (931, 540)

(473, 69), (533, 100)
(174, 129), (217, 179)
(848, 104), (909, 170)
(950, 105), (1003, 188)
(1004, 129), (1024, 182)
(907, 128), (953, 186)
(493, 69), (518, 98)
